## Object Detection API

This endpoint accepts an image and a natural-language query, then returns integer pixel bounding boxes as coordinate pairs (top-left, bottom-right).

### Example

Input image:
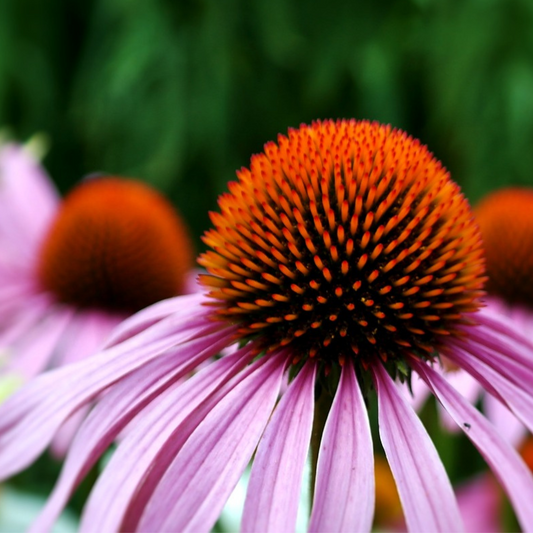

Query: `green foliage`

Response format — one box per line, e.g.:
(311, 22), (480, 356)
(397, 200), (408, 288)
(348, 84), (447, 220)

(3, 0), (533, 249)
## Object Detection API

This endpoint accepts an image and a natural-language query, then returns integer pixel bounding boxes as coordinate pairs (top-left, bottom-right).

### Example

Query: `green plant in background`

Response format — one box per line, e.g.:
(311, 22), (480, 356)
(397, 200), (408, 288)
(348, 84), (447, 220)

(2, 0), (533, 247)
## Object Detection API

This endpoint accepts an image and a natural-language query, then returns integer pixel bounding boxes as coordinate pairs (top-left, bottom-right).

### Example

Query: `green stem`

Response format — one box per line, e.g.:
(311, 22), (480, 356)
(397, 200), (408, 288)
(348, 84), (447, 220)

(310, 385), (334, 502)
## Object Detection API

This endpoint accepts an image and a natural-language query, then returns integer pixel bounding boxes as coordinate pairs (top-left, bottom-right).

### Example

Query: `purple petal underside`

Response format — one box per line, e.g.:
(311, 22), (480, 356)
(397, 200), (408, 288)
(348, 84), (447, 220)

(241, 359), (317, 533)
(309, 362), (374, 533)
(136, 349), (289, 533)
(373, 362), (464, 533)
(412, 359), (533, 533)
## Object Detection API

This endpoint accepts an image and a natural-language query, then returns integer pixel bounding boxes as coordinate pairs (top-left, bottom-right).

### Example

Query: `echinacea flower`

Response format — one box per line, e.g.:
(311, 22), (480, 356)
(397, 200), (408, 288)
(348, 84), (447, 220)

(0, 143), (195, 381)
(1, 120), (533, 533)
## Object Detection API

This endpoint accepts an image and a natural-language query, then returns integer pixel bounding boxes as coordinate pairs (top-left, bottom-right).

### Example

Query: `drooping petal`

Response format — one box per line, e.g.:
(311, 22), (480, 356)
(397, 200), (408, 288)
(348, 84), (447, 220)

(103, 292), (207, 347)
(456, 475), (501, 533)
(241, 359), (316, 533)
(436, 369), (480, 432)
(55, 309), (123, 366)
(404, 372), (431, 411)
(0, 294), (53, 349)
(445, 343), (533, 436)
(372, 362), (463, 533)
(136, 350), (289, 533)
(49, 310), (125, 457)
(309, 362), (374, 533)
(412, 359), (533, 533)
(33, 330), (242, 533)
(0, 304), (219, 479)
(475, 306), (533, 359)
(0, 144), (59, 257)
(484, 393), (526, 448)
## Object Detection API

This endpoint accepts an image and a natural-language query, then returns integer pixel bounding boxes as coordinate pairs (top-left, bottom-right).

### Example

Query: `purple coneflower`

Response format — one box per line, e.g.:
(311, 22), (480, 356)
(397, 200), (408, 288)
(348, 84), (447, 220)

(0, 143), (195, 380)
(1, 120), (533, 533)
(410, 187), (533, 445)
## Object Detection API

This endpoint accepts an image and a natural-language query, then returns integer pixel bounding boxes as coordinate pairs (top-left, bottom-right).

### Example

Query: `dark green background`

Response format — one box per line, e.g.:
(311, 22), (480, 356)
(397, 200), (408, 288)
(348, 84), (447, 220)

(3, 0), (533, 252)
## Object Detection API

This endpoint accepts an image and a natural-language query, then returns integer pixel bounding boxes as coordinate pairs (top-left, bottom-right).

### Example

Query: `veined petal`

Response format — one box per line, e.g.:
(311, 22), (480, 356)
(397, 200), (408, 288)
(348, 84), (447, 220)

(0, 305), (220, 479)
(445, 344), (533, 435)
(309, 362), (374, 533)
(373, 362), (463, 533)
(241, 359), (316, 533)
(49, 311), (125, 457)
(34, 330), (241, 533)
(104, 292), (207, 347)
(455, 330), (533, 385)
(475, 306), (533, 359)
(412, 359), (533, 533)
(137, 349), (289, 533)
(436, 370), (480, 432)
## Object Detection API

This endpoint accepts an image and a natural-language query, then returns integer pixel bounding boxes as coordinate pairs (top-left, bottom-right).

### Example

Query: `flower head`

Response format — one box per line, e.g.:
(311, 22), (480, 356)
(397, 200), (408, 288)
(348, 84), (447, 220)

(199, 119), (484, 371)
(1, 121), (533, 533)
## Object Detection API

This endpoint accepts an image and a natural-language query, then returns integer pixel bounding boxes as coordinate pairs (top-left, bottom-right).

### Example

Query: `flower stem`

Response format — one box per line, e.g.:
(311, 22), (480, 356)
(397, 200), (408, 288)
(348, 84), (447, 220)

(310, 384), (334, 502)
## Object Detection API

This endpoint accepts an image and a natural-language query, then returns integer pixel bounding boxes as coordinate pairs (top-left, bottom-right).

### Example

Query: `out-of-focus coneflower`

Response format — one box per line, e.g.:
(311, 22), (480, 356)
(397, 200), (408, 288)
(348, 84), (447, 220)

(0, 144), (195, 380)
(475, 187), (533, 332)
(1, 120), (533, 533)
(411, 187), (533, 444)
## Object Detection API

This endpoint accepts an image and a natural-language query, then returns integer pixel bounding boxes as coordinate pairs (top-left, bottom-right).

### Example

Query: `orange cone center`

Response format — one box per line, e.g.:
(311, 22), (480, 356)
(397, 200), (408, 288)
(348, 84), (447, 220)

(38, 176), (194, 312)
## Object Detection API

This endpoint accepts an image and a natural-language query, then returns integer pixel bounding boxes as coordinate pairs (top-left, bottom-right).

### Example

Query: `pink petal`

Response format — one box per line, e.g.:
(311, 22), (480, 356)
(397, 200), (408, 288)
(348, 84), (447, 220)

(412, 359), (533, 533)
(32, 328), (239, 533)
(0, 144), (59, 256)
(53, 309), (123, 366)
(49, 311), (125, 456)
(0, 306), (220, 479)
(0, 294), (53, 349)
(436, 370), (480, 432)
(475, 306), (533, 356)
(309, 362), (374, 533)
(6, 307), (74, 378)
(455, 475), (501, 533)
(372, 362), (463, 533)
(483, 393), (526, 448)
(137, 349), (289, 533)
(445, 344), (533, 436)
(104, 292), (207, 347)
(241, 359), (316, 533)
(404, 372), (431, 411)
